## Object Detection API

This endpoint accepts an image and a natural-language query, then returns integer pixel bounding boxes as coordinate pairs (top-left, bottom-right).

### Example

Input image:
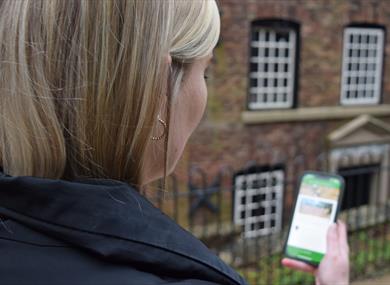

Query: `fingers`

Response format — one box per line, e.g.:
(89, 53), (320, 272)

(326, 223), (339, 256)
(281, 258), (316, 274)
(337, 220), (349, 256)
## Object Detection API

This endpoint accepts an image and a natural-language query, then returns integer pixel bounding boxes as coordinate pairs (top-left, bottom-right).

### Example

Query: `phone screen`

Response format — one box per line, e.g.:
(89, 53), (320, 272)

(285, 172), (344, 265)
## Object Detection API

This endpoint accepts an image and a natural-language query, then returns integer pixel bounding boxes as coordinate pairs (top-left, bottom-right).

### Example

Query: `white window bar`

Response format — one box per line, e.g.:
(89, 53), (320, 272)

(234, 169), (284, 238)
(341, 27), (384, 105)
(249, 27), (297, 110)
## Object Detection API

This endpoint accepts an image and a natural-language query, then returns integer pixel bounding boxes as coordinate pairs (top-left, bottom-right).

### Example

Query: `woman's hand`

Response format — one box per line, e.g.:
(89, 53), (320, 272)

(281, 221), (350, 285)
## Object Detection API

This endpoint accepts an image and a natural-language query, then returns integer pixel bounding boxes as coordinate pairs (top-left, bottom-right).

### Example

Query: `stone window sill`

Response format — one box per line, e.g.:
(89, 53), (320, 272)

(241, 105), (390, 124)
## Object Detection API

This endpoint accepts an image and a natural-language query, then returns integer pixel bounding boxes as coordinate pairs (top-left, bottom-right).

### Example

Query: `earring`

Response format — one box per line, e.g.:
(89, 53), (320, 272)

(151, 116), (167, 141)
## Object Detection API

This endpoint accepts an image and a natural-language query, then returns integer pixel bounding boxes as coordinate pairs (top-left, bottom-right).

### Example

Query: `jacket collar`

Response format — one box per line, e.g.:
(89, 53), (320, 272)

(0, 175), (246, 285)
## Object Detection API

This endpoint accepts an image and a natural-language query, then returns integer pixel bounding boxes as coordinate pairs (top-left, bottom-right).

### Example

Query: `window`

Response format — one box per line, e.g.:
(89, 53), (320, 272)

(249, 20), (299, 110)
(341, 26), (385, 105)
(329, 144), (389, 229)
(338, 164), (379, 211)
(233, 165), (284, 238)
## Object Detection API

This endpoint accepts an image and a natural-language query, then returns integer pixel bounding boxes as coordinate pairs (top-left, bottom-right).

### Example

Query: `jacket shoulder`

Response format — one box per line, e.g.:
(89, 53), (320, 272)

(0, 219), (231, 285)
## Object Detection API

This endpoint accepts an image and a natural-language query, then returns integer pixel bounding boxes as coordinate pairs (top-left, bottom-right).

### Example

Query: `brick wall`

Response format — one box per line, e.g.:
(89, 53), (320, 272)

(174, 0), (390, 184)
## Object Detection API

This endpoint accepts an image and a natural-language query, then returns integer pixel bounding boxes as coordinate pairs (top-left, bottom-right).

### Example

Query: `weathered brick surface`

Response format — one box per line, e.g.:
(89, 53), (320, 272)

(174, 0), (390, 185)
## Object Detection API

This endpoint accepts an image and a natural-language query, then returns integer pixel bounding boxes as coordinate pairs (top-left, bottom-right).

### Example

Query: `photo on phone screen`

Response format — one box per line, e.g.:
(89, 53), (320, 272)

(284, 171), (344, 266)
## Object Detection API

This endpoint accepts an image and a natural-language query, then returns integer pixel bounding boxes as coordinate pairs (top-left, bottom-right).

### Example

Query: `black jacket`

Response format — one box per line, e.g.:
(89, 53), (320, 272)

(0, 174), (248, 285)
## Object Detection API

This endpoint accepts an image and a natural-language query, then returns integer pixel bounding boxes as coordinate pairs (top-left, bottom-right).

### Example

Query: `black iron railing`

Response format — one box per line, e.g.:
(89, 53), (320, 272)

(147, 153), (390, 285)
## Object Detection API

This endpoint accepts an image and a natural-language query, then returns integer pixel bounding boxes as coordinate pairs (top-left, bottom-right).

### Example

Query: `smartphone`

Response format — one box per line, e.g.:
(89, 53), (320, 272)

(284, 171), (345, 266)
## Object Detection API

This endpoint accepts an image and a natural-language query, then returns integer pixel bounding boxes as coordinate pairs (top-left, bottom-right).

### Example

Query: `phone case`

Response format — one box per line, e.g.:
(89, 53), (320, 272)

(283, 170), (345, 267)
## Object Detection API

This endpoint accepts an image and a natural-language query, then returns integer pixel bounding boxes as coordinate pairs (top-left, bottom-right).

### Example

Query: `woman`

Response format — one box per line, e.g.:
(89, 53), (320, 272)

(0, 0), (348, 284)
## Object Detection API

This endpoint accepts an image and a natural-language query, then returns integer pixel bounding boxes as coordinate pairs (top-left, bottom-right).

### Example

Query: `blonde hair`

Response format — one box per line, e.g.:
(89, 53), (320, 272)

(0, 0), (220, 185)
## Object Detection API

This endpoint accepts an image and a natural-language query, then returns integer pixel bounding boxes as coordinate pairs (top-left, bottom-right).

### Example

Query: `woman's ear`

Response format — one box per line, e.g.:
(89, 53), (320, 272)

(165, 54), (172, 65)
(165, 54), (173, 98)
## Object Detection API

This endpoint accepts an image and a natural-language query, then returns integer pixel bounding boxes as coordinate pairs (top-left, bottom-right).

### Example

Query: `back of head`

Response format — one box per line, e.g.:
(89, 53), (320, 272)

(0, 0), (220, 185)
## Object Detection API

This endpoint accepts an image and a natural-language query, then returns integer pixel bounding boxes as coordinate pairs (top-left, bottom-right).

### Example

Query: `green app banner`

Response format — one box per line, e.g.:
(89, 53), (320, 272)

(287, 245), (324, 263)
(302, 174), (341, 189)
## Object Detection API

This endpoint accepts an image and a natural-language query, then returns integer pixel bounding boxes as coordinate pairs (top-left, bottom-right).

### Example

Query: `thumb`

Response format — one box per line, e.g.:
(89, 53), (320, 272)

(326, 223), (339, 256)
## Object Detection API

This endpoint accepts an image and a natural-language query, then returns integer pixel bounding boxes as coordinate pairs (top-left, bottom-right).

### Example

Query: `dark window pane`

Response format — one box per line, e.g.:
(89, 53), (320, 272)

(251, 47), (259, 57)
(252, 207), (266, 216)
(249, 93), (257, 102)
(259, 221), (265, 229)
(250, 62), (258, 72)
(250, 78), (258, 87)
(276, 31), (289, 42)
(339, 164), (379, 210)
(252, 194), (262, 203)
(252, 179), (260, 188)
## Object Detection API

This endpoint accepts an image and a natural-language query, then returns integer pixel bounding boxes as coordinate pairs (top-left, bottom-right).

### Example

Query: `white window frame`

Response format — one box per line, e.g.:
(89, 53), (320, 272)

(340, 27), (384, 105)
(249, 25), (297, 110)
(234, 168), (284, 238)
